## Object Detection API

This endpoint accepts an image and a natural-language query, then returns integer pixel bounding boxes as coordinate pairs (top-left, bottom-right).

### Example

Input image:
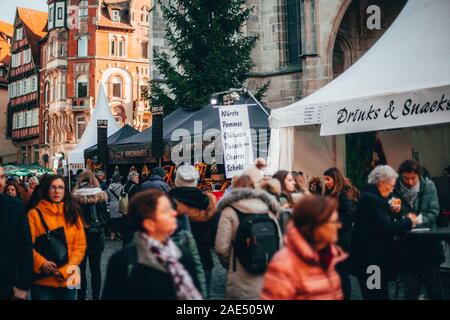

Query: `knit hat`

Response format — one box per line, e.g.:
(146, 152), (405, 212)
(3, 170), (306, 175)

(152, 167), (166, 179)
(169, 187), (210, 210)
(174, 165), (199, 187)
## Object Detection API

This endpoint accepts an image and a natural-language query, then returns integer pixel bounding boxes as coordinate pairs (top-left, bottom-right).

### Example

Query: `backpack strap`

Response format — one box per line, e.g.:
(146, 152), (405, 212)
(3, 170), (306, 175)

(34, 207), (50, 234)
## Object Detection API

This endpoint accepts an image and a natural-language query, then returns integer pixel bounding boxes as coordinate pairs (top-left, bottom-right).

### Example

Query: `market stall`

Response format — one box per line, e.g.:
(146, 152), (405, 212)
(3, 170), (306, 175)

(108, 96), (271, 191)
(267, 0), (450, 180)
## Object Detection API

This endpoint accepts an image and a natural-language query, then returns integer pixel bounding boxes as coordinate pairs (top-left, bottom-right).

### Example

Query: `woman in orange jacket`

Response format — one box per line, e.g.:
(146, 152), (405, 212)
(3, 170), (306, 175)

(261, 195), (348, 300)
(28, 174), (86, 300)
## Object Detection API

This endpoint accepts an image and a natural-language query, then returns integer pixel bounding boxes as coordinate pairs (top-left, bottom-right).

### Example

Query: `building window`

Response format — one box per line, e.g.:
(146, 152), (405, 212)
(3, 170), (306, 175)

(286, 0), (301, 64)
(112, 76), (122, 98)
(112, 10), (120, 22)
(119, 40), (125, 57)
(60, 43), (65, 57)
(141, 6), (149, 22)
(53, 42), (58, 57)
(110, 39), (116, 56)
(79, 0), (88, 17)
(61, 75), (66, 99)
(141, 41), (148, 59)
(32, 109), (39, 126)
(44, 120), (49, 144)
(23, 78), (28, 94)
(49, 7), (54, 23)
(57, 7), (63, 19)
(76, 75), (88, 98)
(17, 81), (22, 96)
(76, 116), (86, 140)
(44, 82), (50, 104)
(16, 27), (24, 41)
(78, 36), (88, 57)
(15, 113), (21, 129)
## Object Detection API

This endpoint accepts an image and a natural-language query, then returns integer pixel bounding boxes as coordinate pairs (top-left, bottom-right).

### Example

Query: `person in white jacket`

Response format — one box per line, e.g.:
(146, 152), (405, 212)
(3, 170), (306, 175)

(215, 187), (282, 300)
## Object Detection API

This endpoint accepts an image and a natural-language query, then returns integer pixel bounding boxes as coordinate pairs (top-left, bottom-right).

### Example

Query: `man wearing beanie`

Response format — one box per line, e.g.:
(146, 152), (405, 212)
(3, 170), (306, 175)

(142, 167), (170, 193)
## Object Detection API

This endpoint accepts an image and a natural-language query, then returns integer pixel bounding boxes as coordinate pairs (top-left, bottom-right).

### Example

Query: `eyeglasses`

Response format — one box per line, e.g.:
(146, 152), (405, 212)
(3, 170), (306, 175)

(49, 186), (65, 191)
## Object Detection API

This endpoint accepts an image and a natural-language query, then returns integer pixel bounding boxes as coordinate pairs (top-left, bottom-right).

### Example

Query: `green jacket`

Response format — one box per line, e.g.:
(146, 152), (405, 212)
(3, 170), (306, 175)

(395, 177), (444, 271)
(171, 230), (208, 299)
(396, 177), (440, 229)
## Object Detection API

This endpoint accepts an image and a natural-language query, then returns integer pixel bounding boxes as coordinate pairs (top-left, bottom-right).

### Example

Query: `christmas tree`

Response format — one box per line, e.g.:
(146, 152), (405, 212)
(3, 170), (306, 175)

(148, 0), (269, 113)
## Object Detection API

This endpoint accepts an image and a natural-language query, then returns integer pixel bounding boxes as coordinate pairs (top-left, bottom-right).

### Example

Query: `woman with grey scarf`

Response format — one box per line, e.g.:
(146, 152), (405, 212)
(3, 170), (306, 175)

(394, 159), (444, 300)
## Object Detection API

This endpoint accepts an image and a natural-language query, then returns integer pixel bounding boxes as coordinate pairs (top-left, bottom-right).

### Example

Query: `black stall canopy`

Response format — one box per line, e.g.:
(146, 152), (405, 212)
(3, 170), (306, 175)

(108, 98), (271, 164)
(84, 124), (139, 160)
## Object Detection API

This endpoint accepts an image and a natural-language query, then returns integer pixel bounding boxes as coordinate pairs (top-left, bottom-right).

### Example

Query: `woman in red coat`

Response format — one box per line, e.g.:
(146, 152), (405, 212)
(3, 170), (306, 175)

(261, 195), (347, 300)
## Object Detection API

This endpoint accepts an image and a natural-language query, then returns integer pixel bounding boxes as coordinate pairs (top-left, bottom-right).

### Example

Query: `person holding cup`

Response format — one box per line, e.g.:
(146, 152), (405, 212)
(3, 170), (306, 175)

(349, 165), (416, 300)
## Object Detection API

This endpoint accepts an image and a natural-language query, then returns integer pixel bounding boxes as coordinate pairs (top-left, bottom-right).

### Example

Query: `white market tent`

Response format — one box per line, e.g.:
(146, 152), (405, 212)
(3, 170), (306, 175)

(268, 0), (450, 176)
(68, 82), (121, 166)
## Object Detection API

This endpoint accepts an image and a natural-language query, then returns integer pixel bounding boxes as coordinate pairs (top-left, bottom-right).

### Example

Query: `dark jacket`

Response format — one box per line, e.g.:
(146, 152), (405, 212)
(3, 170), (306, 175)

(395, 177), (444, 271)
(337, 189), (357, 251)
(123, 181), (141, 201)
(142, 175), (170, 193)
(0, 194), (33, 299)
(102, 234), (202, 300)
(72, 187), (109, 254)
(349, 185), (413, 280)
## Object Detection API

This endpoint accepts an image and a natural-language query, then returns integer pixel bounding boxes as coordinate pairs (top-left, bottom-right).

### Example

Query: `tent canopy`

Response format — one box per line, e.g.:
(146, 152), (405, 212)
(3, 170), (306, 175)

(269, 0), (450, 133)
(268, 0), (450, 172)
(112, 98), (271, 147)
(84, 124), (139, 158)
(68, 83), (121, 164)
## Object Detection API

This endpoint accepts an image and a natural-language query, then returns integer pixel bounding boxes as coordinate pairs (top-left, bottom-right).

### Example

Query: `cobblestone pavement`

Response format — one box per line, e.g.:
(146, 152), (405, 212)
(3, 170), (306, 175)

(85, 239), (450, 300)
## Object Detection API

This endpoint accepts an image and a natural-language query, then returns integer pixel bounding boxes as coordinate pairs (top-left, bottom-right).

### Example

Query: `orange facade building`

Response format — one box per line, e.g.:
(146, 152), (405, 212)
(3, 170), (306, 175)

(39, 0), (151, 167)
(7, 8), (47, 165)
(0, 21), (16, 164)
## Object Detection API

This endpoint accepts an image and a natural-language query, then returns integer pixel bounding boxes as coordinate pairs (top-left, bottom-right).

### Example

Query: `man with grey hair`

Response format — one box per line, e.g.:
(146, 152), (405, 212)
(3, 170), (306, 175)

(121, 170), (142, 246)
(25, 176), (39, 203)
(349, 165), (416, 300)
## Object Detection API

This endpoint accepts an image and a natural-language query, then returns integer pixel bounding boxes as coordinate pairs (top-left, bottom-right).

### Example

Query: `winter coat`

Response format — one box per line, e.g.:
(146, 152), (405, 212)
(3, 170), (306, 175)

(142, 175), (170, 193)
(261, 225), (347, 300)
(349, 185), (413, 280)
(123, 181), (141, 202)
(395, 177), (444, 271)
(72, 187), (109, 254)
(0, 195), (33, 299)
(171, 229), (208, 298)
(107, 183), (124, 219)
(170, 190), (217, 271)
(215, 188), (282, 300)
(102, 233), (203, 300)
(324, 187), (357, 251)
(28, 200), (86, 288)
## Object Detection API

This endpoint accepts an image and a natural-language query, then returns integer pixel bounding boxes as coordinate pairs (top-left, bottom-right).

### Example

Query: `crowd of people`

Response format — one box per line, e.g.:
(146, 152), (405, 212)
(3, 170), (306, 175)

(0, 158), (446, 300)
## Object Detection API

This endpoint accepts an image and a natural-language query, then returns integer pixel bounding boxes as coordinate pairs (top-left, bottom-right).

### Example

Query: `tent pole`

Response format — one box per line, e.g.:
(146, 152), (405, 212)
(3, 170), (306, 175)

(244, 88), (270, 117)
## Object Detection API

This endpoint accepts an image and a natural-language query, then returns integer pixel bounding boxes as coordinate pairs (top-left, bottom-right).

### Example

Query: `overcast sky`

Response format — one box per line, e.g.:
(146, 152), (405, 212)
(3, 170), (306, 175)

(0, 1), (47, 24)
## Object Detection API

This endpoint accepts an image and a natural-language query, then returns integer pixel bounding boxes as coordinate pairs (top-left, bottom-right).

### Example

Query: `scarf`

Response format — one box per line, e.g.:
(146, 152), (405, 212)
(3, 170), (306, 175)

(399, 180), (420, 209)
(140, 233), (202, 300)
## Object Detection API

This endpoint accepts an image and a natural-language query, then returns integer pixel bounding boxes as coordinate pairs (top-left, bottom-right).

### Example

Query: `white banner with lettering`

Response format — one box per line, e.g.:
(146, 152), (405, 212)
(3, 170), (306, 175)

(219, 104), (254, 178)
(320, 84), (450, 136)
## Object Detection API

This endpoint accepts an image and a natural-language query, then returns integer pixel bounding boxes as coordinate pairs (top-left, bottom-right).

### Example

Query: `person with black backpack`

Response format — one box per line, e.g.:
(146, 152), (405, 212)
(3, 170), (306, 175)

(72, 170), (109, 300)
(215, 182), (282, 300)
